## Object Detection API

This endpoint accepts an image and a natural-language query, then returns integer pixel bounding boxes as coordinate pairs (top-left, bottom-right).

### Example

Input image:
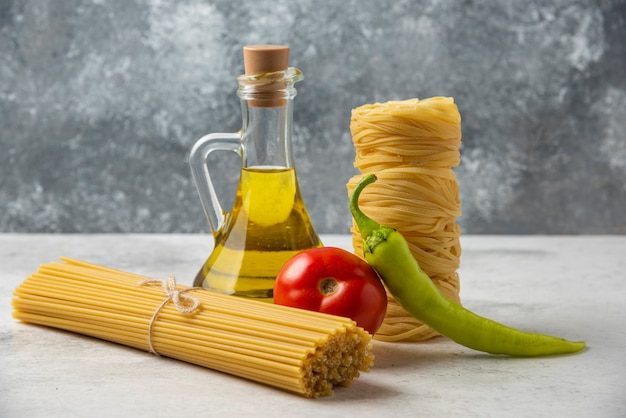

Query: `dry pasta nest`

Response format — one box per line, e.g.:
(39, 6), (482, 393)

(347, 97), (463, 343)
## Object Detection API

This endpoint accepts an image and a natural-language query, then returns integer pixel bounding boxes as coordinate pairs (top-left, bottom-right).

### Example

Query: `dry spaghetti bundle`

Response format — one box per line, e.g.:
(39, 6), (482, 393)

(12, 258), (373, 398)
(347, 97), (463, 342)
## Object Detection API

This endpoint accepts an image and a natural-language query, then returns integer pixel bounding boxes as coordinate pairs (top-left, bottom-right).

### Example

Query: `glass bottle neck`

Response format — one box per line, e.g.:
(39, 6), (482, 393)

(240, 100), (295, 169)
(236, 68), (302, 170)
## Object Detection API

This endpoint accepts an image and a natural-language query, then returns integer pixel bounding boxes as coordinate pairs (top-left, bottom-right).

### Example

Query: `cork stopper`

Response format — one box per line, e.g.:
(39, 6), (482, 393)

(241, 45), (291, 107)
(243, 45), (290, 75)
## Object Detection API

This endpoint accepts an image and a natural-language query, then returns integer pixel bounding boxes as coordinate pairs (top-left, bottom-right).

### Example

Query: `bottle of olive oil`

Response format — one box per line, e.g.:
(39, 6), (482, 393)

(189, 45), (321, 302)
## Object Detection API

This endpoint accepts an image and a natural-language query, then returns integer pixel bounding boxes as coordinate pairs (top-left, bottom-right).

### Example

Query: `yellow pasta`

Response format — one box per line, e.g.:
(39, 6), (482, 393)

(346, 97), (463, 342)
(12, 258), (374, 398)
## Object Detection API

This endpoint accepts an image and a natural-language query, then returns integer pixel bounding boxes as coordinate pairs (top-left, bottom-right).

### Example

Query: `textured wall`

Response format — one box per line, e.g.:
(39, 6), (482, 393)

(1, 0), (625, 234)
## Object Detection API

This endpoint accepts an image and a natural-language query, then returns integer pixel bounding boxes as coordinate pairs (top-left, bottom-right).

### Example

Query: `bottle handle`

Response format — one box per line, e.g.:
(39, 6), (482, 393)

(189, 132), (241, 235)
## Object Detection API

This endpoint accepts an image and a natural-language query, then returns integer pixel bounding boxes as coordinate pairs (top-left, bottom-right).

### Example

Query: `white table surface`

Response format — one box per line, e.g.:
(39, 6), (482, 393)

(1, 234), (624, 417)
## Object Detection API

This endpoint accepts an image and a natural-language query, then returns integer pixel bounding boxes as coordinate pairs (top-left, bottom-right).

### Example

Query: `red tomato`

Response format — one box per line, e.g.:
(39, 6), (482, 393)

(274, 247), (387, 335)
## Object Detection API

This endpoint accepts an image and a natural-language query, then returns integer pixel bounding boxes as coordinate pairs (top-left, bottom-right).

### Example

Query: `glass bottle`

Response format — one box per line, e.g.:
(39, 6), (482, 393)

(189, 45), (322, 302)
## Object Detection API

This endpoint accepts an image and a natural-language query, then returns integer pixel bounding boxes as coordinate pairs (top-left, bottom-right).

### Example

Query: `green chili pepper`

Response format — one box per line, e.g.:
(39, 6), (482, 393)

(349, 173), (585, 357)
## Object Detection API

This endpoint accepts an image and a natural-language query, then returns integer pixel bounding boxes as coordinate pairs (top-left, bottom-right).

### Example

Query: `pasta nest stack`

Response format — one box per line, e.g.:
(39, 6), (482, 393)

(347, 97), (463, 342)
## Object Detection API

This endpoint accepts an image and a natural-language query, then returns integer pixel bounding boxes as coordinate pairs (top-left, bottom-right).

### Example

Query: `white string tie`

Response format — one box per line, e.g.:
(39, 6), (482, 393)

(138, 277), (201, 355)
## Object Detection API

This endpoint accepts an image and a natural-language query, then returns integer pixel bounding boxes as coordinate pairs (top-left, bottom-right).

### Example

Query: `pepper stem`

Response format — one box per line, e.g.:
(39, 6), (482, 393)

(349, 174), (381, 238)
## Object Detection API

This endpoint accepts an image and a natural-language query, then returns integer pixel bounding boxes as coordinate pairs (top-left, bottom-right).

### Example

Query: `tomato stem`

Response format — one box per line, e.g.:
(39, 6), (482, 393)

(319, 278), (338, 296)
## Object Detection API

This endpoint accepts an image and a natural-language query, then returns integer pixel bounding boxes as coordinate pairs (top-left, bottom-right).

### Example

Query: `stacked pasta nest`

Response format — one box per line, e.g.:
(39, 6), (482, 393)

(347, 97), (463, 342)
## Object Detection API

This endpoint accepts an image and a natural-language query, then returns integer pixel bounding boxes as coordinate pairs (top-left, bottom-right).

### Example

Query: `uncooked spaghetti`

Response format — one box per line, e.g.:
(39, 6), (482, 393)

(12, 258), (374, 398)
(346, 97), (462, 342)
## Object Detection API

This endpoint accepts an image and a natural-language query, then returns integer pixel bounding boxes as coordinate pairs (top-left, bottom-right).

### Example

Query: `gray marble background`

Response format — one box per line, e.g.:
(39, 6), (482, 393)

(1, 0), (625, 235)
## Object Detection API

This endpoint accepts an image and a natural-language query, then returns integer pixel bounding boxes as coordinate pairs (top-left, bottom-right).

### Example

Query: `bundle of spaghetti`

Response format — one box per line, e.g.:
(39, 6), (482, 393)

(12, 257), (374, 398)
(346, 97), (463, 342)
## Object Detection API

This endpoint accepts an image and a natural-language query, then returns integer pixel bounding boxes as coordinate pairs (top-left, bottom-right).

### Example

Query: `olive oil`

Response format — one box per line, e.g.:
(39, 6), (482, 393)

(193, 166), (322, 301)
